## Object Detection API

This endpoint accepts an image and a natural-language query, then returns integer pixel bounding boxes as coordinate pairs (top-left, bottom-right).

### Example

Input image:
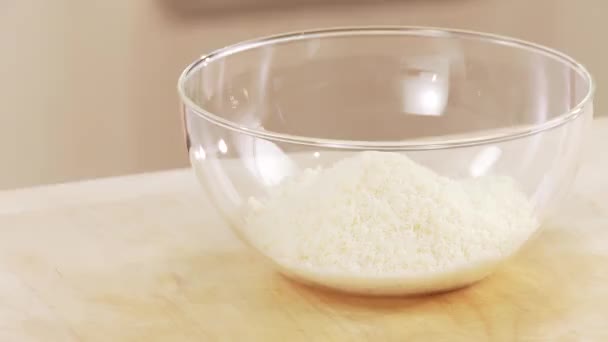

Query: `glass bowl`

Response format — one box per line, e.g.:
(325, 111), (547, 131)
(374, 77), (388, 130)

(178, 27), (594, 296)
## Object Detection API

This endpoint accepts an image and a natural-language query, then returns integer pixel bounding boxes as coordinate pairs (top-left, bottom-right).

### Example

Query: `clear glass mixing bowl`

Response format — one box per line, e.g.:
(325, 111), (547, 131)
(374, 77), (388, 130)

(178, 27), (594, 295)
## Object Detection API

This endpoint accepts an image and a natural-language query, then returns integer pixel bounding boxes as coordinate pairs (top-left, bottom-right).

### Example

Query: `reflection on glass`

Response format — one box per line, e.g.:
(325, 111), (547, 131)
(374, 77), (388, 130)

(236, 135), (296, 187)
(218, 139), (228, 154)
(470, 146), (502, 177)
(252, 139), (295, 186)
(400, 57), (449, 116)
(193, 145), (206, 161)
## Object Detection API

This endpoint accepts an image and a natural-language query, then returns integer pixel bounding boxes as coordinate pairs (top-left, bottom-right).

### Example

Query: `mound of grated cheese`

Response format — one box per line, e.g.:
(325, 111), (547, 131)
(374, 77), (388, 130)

(241, 151), (538, 295)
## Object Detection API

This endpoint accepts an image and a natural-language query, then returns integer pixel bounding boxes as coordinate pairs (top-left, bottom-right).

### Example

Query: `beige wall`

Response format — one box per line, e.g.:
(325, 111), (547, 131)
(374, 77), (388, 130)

(0, 0), (604, 190)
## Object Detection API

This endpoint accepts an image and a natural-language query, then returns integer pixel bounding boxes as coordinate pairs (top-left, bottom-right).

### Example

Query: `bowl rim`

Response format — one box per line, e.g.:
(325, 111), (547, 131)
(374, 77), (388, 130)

(177, 26), (595, 150)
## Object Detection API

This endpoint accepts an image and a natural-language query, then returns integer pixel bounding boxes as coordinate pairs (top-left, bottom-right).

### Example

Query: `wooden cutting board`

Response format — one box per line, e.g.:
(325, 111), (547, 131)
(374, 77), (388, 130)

(0, 121), (607, 341)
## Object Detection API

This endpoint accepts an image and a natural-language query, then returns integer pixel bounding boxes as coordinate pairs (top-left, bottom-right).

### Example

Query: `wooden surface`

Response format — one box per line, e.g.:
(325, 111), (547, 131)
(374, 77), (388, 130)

(0, 120), (607, 341)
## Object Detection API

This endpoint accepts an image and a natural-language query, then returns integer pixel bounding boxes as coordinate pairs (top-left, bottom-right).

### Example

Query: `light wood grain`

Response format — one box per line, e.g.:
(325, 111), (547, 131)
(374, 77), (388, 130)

(0, 120), (607, 341)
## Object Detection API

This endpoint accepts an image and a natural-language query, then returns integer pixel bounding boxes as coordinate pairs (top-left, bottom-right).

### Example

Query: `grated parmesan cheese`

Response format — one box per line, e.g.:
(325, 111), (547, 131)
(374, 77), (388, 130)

(240, 151), (538, 295)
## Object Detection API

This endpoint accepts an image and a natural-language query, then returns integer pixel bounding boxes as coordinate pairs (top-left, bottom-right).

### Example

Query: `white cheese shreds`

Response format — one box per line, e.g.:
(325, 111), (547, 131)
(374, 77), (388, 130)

(240, 151), (538, 295)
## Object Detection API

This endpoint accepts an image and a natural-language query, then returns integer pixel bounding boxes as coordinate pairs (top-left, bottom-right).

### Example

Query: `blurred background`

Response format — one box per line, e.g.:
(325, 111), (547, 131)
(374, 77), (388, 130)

(1, 0), (604, 190)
